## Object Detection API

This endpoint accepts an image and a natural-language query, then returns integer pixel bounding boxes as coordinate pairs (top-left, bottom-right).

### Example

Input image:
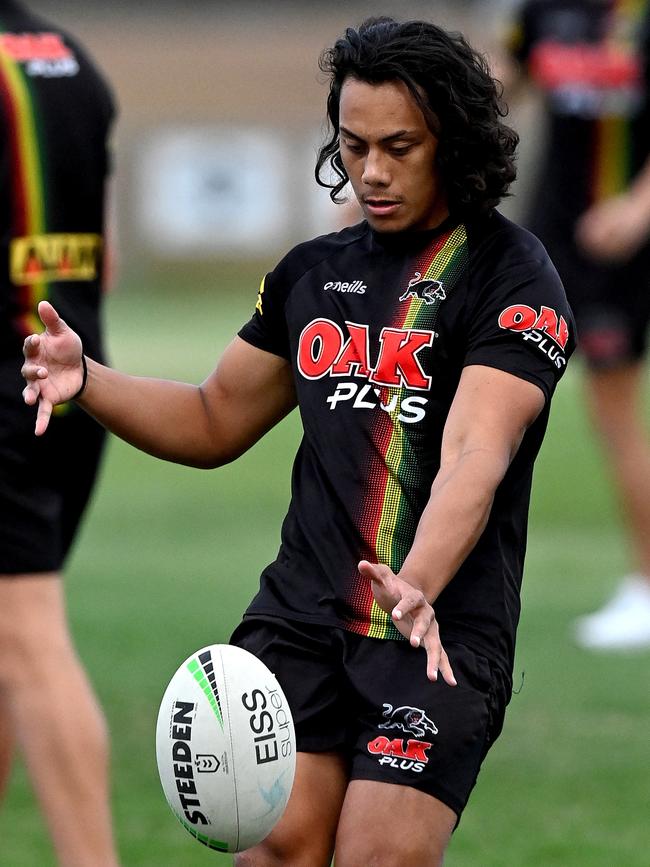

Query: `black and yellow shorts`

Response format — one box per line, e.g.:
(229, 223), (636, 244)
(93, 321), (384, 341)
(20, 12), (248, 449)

(0, 360), (106, 574)
(539, 233), (650, 370)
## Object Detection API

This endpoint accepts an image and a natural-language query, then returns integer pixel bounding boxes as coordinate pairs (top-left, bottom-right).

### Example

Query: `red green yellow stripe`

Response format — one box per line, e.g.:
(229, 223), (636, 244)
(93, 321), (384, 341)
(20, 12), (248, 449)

(347, 224), (469, 638)
(592, 115), (631, 201)
(0, 35), (48, 335)
(614, 0), (646, 18)
(590, 0), (647, 202)
(373, 225), (468, 563)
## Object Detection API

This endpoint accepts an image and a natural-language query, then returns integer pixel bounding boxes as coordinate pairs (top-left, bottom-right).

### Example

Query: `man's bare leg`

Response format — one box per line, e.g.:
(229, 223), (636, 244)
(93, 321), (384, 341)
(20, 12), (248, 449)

(335, 780), (457, 866)
(0, 574), (120, 867)
(574, 363), (650, 649)
(235, 751), (348, 866)
(586, 363), (650, 575)
(0, 697), (14, 802)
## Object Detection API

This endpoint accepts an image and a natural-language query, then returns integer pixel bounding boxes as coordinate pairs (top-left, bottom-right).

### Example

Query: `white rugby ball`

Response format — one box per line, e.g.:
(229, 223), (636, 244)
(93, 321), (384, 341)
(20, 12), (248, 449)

(156, 644), (296, 854)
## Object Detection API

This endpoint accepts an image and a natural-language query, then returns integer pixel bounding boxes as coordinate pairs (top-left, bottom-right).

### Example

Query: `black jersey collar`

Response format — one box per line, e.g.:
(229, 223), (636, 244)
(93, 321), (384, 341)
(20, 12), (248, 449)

(369, 214), (461, 253)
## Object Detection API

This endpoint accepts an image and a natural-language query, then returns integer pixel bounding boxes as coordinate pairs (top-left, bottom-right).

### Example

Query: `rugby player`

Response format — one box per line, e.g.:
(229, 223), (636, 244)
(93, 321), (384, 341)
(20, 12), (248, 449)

(505, 0), (650, 651)
(0, 1), (120, 864)
(22, 17), (575, 865)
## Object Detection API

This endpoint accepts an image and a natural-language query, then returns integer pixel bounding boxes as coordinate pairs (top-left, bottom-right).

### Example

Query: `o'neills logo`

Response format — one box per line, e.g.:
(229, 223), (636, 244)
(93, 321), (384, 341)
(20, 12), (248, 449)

(323, 279), (366, 294)
(170, 701), (208, 826)
(10, 234), (102, 284)
(498, 304), (569, 368)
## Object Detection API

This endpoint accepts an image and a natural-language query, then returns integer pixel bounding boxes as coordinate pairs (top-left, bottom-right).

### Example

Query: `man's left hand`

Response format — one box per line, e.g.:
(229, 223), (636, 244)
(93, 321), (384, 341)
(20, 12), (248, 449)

(576, 192), (650, 261)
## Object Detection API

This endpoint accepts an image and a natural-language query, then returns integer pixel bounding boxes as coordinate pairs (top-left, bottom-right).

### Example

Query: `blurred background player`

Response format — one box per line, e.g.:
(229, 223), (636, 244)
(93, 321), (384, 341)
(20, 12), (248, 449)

(504, 0), (650, 650)
(0, 1), (120, 864)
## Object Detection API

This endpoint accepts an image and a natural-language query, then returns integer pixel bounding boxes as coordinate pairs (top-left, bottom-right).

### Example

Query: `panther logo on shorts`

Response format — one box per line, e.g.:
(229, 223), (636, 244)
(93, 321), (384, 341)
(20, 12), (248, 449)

(378, 703), (438, 739)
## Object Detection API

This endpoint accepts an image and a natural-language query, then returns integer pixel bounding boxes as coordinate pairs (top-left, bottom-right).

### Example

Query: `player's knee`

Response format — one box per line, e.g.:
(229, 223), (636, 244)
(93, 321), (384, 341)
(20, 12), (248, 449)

(335, 835), (446, 867)
(0, 622), (67, 685)
(235, 849), (284, 867)
(0, 627), (38, 685)
(235, 832), (333, 867)
(0, 603), (72, 680)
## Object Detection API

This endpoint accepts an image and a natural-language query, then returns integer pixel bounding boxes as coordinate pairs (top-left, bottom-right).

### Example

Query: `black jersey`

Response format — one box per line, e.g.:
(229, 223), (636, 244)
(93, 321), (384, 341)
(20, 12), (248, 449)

(509, 0), (650, 231)
(0, 0), (115, 363)
(239, 211), (575, 676)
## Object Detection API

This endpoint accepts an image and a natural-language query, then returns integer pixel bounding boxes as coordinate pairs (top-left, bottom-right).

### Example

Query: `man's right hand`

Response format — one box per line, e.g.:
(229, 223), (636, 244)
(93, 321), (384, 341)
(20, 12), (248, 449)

(21, 300), (85, 435)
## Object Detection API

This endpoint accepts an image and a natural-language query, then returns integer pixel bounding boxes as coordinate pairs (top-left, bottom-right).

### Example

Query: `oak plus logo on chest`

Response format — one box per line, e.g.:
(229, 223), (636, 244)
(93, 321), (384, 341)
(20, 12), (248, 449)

(297, 318), (434, 424)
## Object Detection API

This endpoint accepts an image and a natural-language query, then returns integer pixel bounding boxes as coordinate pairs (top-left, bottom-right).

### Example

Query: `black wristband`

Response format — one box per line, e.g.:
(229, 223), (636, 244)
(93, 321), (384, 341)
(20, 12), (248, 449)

(71, 352), (88, 400)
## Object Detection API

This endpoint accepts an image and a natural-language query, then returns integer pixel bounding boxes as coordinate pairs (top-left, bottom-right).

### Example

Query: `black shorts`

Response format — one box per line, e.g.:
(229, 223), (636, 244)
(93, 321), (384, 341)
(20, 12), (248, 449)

(230, 615), (511, 819)
(536, 230), (650, 370)
(0, 360), (106, 574)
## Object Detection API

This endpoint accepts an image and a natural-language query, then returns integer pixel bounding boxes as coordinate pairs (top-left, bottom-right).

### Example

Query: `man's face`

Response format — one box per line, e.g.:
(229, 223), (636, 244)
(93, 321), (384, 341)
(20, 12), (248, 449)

(338, 77), (448, 234)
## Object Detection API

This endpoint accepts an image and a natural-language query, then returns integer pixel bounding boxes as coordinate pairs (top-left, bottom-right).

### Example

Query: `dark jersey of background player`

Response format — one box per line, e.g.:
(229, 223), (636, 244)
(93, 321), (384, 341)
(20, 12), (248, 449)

(239, 209), (576, 682)
(0, 3), (119, 863)
(0, 0), (115, 571)
(508, 0), (650, 359)
(0, 0), (115, 365)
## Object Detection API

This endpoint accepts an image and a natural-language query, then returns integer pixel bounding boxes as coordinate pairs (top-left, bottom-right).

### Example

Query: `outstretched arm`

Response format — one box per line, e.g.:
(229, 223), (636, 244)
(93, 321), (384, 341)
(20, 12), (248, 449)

(364, 364), (545, 683)
(575, 157), (650, 261)
(22, 300), (296, 468)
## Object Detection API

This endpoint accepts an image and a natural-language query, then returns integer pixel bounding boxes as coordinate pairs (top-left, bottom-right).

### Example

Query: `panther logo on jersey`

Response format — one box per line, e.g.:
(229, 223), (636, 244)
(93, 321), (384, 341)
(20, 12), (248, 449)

(399, 272), (446, 305)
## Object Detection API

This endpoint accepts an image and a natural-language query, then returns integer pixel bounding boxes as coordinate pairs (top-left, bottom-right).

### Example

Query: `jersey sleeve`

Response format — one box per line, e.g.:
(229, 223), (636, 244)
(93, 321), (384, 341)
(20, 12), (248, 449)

(238, 256), (292, 360)
(464, 253), (576, 403)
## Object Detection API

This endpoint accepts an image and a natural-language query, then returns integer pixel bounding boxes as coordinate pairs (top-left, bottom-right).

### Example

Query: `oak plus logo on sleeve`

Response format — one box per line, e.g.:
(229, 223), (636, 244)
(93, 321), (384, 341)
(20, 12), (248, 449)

(498, 304), (569, 368)
(0, 32), (79, 78)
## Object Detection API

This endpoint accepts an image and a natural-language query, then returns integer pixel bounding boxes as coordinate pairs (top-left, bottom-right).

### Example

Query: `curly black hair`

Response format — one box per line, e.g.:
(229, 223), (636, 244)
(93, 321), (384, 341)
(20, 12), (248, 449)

(316, 17), (518, 217)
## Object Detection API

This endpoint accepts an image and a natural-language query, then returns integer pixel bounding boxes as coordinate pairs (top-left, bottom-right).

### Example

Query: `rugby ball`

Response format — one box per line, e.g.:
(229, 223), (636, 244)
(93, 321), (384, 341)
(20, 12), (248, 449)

(156, 644), (296, 853)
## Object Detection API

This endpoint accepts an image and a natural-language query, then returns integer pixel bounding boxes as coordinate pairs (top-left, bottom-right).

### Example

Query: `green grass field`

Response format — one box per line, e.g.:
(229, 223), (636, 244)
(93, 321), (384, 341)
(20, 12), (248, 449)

(2, 269), (648, 866)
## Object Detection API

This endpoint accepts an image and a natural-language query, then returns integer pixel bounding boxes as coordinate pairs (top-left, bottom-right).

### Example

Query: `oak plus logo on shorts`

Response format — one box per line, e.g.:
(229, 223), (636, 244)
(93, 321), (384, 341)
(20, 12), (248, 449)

(297, 318), (434, 424)
(498, 304), (569, 368)
(366, 703), (438, 774)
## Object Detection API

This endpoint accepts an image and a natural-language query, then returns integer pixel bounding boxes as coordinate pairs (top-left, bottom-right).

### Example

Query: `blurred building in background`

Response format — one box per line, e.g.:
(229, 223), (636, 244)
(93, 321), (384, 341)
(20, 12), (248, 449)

(27, 0), (529, 276)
